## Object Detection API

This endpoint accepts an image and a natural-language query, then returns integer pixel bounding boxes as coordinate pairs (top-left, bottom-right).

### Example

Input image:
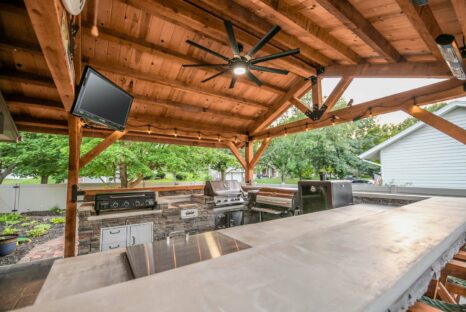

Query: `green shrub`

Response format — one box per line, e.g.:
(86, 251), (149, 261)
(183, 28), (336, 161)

(154, 172), (166, 179)
(49, 217), (65, 224)
(20, 220), (37, 227)
(0, 213), (27, 224)
(16, 237), (31, 245)
(49, 206), (65, 214)
(5, 220), (21, 226)
(2, 227), (19, 235)
(27, 224), (51, 237)
(175, 172), (188, 181)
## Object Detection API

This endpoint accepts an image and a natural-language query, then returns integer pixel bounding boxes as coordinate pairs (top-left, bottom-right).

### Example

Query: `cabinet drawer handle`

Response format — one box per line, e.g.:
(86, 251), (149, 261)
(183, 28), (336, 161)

(109, 230), (120, 235)
(108, 244), (120, 249)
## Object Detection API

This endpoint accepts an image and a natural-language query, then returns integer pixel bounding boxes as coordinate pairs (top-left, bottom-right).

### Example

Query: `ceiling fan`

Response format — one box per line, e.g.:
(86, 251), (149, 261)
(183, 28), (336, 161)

(182, 20), (300, 88)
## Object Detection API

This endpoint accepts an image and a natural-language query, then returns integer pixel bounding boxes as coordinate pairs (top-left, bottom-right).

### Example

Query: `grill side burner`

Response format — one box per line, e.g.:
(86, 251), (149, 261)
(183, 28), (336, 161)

(204, 180), (247, 229)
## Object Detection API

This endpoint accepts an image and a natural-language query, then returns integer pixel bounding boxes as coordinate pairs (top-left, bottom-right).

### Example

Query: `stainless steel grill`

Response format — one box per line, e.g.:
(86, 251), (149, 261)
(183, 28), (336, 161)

(204, 180), (247, 229)
(250, 188), (298, 222)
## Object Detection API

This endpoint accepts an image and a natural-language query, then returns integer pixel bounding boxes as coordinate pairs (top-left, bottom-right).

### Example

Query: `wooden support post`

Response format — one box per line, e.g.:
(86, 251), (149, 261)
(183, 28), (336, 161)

(245, 141), (254, 184)
(64, 115), (81, 258)
(403, 105), (466, 144)
(226, 142), (247, 170)
(250, 139), (271, 169)
(311, 76), (323, 108)
(290, 97), (311, 115)
(79, 130), (128, 169)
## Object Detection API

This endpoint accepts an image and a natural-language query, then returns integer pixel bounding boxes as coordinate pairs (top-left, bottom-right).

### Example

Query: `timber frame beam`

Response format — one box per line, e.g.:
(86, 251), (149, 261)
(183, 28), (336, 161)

(227, 139), (271, 184)
(252, 79), (466, 140)
(402, 105), (466, 144)
(24, 0), (75, 111)
(79, 130), (128, 169)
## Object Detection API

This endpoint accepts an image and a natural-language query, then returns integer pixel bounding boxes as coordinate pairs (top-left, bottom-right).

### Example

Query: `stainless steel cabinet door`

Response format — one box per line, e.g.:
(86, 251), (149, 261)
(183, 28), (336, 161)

(128, 223), (153, 246)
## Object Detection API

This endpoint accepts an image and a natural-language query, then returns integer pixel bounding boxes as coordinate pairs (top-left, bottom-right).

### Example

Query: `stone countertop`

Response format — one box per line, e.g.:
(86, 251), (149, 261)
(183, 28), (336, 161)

(23, 197), (466, 312)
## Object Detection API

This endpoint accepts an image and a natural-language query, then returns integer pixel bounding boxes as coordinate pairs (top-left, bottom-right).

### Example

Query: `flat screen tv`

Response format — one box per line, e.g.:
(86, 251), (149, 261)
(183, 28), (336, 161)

(71, 66), (133, 130)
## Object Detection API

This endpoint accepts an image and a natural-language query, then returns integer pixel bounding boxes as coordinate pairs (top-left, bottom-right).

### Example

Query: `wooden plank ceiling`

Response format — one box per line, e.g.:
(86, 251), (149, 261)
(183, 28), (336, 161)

(0, 0), (463, 147)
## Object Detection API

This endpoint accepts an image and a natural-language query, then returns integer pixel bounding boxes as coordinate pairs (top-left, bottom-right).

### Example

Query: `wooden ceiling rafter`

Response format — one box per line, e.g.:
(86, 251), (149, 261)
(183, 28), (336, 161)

(237, 0), (362, 64)
(315, 0), (403, 63)
(321, 76), (353, 116)
(120, 0), (316, 77)
(250, 77), (311, 135)
(394, 0), (444, 61)
(320, 62), (451, 78)
(252, 78), (466, 140)
(82, 25), (286, 95)
(197, 0), (329, 67)
(451, 0), (466, 39)
(402, 104), (466, 144)
(24, 0), (75, 111)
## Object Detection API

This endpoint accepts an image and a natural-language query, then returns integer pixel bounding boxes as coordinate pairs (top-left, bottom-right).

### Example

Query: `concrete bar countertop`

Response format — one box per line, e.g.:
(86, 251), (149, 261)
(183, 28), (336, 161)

(21, 197), (466, 312)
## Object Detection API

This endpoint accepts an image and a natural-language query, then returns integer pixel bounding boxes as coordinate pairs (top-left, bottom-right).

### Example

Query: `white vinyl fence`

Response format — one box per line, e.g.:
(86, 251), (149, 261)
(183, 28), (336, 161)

(0, 184), (67, 213)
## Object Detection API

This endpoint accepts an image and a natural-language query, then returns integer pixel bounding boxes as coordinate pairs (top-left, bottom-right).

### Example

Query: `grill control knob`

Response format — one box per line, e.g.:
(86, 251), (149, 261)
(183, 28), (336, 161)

(112, 201), (119, 208)
(135, 200), (141, 207)
(123, 201), (130, 208)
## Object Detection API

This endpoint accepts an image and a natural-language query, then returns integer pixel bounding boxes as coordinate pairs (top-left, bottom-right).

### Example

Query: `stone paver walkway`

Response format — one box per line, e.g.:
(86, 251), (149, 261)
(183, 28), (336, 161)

(19, 236), (64, 263)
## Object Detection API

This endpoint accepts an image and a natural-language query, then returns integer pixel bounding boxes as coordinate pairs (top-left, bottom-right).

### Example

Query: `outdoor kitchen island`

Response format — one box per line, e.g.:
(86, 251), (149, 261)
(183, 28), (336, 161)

(22, 196), (466, 312)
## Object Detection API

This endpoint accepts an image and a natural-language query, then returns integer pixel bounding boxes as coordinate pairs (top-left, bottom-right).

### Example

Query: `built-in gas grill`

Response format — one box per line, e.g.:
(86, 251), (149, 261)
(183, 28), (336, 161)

(204, 180), (247, 229)
(251, 188), (298, 222)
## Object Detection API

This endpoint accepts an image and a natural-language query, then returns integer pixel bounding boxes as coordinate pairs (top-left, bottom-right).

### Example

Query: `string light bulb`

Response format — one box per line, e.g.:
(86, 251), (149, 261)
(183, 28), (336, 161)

(369, 107), (373, 118)
(217, 134), (221, 142)
(174, 128), (178, 137)
(305, 123), (309, 131)
(198, 132), (201, 140)
(234, 136), (238, 143)
(147, 125), (151, 135)
(284, 128), (288, 136)
(331, 116), (336, 126)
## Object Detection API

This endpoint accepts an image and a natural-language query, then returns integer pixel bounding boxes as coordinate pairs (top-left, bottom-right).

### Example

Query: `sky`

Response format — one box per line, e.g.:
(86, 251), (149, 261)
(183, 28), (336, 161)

(321, 78), (466, 125)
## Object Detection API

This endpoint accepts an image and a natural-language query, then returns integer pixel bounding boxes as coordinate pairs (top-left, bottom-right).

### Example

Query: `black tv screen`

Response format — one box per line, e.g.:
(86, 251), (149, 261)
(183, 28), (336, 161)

(71, 66), (133, 130)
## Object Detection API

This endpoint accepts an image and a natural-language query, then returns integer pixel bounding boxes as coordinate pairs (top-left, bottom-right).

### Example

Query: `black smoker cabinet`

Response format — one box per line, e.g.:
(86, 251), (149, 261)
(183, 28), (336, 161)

(298, 180), (353, 214)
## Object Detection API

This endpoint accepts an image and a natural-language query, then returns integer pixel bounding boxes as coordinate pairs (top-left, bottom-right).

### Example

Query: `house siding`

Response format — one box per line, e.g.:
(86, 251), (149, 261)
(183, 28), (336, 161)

(380, 107), (466, 189)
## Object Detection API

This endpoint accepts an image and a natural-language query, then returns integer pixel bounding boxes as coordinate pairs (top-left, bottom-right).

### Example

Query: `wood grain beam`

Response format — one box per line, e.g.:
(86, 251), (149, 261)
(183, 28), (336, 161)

(312, 76), (323, 108)
(239, 0), (361, 64)
(252, 78), (466, 140)
(119, 0), (316, 77)
(245, 141), (254, 184)
(4, 94), (63, 110)
(64, 115), (80, 257)
(88, 62), (269, 111)
(197, 0), (328, 67)
(290, 97), (311, 115)
(226, 142), (247, 169)
(320, 62), (451, 78)
(315, 0), (402, 62)
(0, 39), (42, 56)
(402, 105), (466, 144)
(83, 26), (285, 95)
(24, 0), (75, 111)
(451, 0), (466, 39)
(250, 78), (310, 134)
(321, 76), (353, 114)
(250, 138), (271, 168)
(79, 130), (128, 169)
(394, 0), (444, 61)
(0, 70), (55, 88)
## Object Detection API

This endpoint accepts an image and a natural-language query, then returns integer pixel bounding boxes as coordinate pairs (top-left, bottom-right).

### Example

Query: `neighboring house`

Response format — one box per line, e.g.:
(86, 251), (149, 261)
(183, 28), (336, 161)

(359, 101), (466, 189)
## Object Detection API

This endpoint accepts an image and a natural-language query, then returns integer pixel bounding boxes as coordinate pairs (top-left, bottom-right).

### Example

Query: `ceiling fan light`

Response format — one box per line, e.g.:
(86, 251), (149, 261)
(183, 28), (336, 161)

(232, 63), (247, 76)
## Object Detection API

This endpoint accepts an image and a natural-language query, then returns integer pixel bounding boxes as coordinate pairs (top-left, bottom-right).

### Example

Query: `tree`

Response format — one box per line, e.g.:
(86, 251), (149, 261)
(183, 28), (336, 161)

(0, 133), (68, 184)
(204, 149), (238, 181)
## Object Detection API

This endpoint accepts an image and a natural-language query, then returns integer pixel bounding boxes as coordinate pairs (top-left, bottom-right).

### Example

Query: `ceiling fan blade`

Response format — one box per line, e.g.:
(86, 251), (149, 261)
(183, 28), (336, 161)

(246, 70), (263, 87)
(229, 76), (237, 89)
(186, 40), (230, 62)
(250, 48), (300, 64)
(246, 25), (281, 58)
(182, 63), (229, 68)
(249, 64), (289, 75)
(224, 20), (241, 57)
(201, 69), (230, 83)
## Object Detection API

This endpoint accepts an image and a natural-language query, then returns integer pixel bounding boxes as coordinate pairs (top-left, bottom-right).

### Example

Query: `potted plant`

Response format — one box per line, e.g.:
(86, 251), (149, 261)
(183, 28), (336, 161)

(0, 234), (18, 256)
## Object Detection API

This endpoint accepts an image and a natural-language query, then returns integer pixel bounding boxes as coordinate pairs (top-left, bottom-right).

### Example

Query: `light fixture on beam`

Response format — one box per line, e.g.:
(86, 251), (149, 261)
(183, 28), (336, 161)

(232, 61), (247, 76)
(435, 34), (466, 80)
